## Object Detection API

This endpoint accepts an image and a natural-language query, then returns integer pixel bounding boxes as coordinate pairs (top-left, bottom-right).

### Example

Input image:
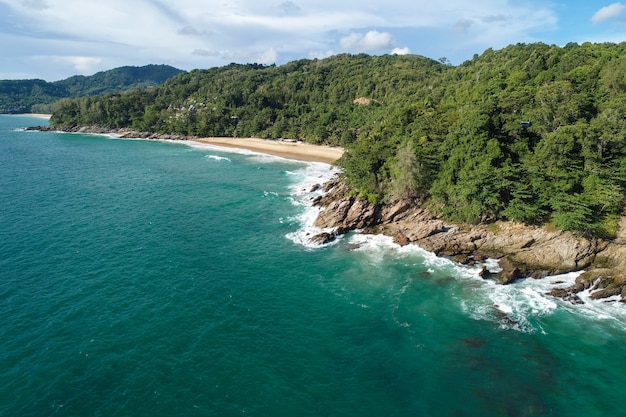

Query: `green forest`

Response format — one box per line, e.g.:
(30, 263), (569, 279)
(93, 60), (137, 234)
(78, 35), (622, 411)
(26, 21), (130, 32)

(0, 64), (183, 114)
(49, 42), (626, 238)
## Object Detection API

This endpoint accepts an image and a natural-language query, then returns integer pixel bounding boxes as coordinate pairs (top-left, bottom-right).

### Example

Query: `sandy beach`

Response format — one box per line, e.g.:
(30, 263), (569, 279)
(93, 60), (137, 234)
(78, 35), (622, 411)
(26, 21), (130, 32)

(194, 137), (344, 164)
(22, 113), (52, 119)
(13, 114), (344, 163)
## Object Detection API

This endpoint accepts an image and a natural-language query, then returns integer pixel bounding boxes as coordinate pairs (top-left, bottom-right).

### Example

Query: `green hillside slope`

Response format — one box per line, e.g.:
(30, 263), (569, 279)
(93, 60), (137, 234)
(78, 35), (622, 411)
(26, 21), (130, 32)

(0, 64), (183, 113)
(50, 43), (626, 237)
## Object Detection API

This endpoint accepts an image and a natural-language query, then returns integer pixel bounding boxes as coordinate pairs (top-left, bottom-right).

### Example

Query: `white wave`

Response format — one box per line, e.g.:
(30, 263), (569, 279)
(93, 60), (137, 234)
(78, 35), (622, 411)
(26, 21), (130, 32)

(183, 140), (253, 156)
(559, 280), (626, 329)
(205, 154), (231, 162)
(185, 140), (299, 164)
(319, 226), (626, 332)
(459, 268), (626, 332)
(283, 162), (341, 248)
(179, 137), (626, 329)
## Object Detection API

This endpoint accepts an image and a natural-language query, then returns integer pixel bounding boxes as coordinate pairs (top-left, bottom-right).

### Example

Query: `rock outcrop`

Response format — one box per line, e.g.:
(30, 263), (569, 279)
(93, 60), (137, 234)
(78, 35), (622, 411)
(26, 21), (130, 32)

(313, 177), (626, 302)
(26, 125), (194, 141)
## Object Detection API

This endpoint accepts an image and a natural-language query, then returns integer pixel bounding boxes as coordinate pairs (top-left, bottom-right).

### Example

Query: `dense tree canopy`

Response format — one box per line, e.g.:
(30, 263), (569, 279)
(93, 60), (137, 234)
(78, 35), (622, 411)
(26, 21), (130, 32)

(0, 65), (183, 114)
(50, 43), (626, 237)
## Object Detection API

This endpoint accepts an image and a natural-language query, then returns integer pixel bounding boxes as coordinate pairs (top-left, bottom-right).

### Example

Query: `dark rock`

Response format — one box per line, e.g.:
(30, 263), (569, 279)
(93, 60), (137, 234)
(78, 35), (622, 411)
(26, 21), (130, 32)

(334, 226), (350, 235)
(493, 307), (519, 326)
(309, 232), (336, 245)
(496, 257), (523, 285)
(451, 254), (471, 264)
(463, 337), (484, 347)
(393, 232), (409, 246)
(479, 266), (492, 279)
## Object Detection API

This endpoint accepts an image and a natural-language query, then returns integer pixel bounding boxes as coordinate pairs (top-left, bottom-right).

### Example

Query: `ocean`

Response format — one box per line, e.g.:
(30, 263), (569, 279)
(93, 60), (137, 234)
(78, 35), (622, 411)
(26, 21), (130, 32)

(1, 114), (626, 417)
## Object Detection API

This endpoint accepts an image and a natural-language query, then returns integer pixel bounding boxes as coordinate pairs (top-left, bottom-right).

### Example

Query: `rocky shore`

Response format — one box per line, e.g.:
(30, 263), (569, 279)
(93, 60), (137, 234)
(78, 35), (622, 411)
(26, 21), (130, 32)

(26, 125), (194, 140)
(30, 125), (626, 303)
(310, 176), (626, 304)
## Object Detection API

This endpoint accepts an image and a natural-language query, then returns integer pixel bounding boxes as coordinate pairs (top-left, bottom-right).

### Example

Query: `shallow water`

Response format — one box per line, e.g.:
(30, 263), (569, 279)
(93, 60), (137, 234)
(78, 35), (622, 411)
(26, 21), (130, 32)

(2, 115), (625, 416)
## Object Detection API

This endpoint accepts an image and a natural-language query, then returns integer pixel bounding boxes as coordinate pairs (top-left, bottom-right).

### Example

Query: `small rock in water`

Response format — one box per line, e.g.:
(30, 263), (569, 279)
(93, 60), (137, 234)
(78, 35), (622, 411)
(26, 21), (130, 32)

(478, 266), (493, 279)
(309, 232), (335, 245)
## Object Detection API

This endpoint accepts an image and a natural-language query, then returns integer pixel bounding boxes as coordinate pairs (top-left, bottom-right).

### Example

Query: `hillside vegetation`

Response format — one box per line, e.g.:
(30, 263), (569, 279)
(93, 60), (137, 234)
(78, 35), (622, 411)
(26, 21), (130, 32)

(50, 42), (626, 237)
(0, 64), (183, 114)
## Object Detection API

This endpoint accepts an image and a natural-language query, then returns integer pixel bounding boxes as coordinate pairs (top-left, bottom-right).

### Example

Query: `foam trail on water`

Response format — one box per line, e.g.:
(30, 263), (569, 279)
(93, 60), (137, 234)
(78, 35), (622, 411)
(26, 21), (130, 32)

(184, 141), (258, 157)
(346, 233), (626, 332)
(284, 162), (340, 248)
(180, 136), (626, 329)
(184, 140), (301, 164)
(312, 227), (626, 333)
(205, 154), (231, 162)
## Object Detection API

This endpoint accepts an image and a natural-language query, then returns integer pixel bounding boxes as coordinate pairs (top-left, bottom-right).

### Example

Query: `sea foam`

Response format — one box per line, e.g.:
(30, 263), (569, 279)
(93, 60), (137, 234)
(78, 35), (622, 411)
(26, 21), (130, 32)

(183, 134), (626, 331)
(284, 162), (340, 248)
(307, 220), (626, 332)
(205, 154), (231, 162)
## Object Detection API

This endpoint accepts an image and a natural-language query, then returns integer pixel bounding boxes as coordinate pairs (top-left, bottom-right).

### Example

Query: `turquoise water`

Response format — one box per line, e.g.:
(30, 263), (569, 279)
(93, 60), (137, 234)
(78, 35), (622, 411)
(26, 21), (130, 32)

(2, 115), (626, 417)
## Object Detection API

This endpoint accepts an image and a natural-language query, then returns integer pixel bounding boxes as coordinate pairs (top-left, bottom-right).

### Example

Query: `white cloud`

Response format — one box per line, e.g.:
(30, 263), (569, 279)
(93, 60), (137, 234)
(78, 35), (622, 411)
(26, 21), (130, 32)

(0, 0), (564, 80)
(340, 30), (394, 52)
(592, 3), (626, 24)
(32, 55), (103, 74)
(257, 47), (278, 64)
(308, 49), (335, 59)
(391, 47), (411, 55)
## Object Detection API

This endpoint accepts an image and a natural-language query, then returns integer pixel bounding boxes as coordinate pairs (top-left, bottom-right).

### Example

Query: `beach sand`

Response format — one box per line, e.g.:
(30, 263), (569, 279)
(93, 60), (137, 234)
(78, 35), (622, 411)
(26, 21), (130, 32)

(194, 137), (344, 164)
(22, 113), (52, 119)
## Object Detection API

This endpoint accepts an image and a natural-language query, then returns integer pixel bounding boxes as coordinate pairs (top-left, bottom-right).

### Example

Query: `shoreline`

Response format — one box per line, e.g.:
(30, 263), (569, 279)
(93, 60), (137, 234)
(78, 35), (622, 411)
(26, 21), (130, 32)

(24, 125), (344, 164)
(18, 123), (626, 304)
(192, 137), (344, 164)
(311, 177), (626, 303)
(18, 113), (52, 119)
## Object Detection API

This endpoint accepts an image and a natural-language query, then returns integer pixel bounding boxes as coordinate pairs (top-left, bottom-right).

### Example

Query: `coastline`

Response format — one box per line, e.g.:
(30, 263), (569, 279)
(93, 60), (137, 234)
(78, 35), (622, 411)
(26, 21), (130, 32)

(25, 125), (343, 164)
(311, 177), (626, 304)
(22, 126), (344, 164)
(192, 137), (344, 164)
(19, 123), (626, 304)
(19, 113), (52, 119)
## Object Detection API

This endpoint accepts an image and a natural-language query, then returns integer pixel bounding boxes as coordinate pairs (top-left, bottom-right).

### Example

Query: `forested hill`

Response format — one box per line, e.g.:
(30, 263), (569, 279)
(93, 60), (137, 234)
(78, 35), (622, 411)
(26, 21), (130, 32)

(50, 42), (626, 237)
(0, 64), (183, 114)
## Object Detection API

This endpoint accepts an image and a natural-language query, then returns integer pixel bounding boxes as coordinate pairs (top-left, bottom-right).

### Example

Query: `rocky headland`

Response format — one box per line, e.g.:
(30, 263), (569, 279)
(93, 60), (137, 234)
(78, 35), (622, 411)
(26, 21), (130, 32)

(311, 176), (626, 304)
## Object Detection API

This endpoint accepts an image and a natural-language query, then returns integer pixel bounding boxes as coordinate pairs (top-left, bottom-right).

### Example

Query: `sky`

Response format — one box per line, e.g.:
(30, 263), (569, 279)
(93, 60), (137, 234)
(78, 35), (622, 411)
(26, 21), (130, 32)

(0, 0), (625, 81)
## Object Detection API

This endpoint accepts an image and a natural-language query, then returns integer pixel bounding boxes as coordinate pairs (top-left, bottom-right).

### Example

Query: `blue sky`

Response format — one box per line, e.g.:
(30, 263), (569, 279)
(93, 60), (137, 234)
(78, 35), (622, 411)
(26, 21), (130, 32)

(0, 0), (625, 81)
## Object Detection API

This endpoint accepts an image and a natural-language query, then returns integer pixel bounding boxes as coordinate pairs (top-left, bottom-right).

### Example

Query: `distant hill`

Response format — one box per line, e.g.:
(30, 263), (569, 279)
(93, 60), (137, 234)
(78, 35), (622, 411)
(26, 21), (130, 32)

(0, 64), (184, 114)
